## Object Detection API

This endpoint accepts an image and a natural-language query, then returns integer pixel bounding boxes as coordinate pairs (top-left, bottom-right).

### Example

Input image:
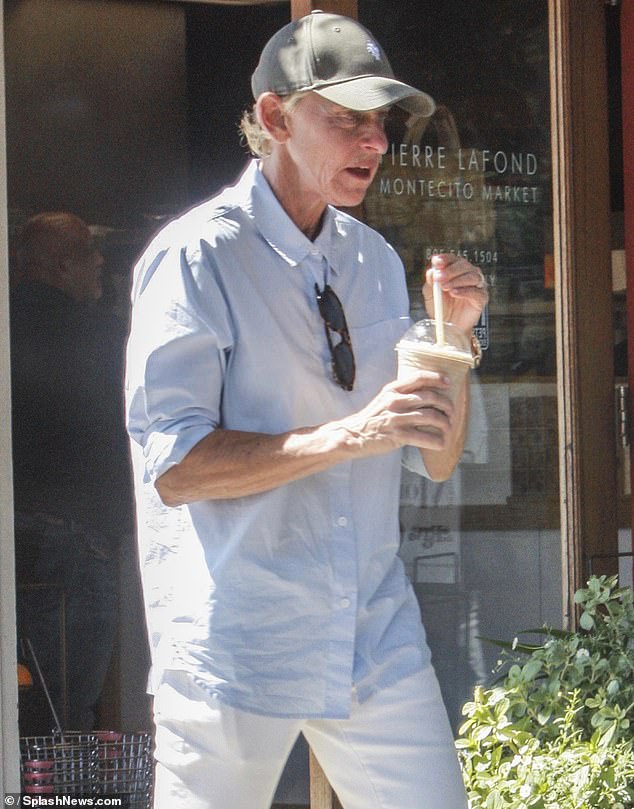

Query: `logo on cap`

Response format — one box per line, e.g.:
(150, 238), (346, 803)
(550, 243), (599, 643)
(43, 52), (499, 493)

(366, 40), (381, 61)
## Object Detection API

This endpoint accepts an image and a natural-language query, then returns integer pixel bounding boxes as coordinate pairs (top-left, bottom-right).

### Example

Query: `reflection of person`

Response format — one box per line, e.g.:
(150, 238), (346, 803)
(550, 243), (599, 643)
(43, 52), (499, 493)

(11, 212), (132, 731)
(126, 12), (487, 809)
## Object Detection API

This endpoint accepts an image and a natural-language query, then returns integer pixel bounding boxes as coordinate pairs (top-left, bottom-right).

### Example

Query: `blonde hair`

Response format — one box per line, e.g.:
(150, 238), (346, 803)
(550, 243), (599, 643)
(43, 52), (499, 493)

(239, 92), (308, 158)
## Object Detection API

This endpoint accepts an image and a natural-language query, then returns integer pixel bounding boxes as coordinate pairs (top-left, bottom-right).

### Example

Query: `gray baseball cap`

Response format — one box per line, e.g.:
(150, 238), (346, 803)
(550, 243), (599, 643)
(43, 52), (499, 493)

(251, 11), (436, 118)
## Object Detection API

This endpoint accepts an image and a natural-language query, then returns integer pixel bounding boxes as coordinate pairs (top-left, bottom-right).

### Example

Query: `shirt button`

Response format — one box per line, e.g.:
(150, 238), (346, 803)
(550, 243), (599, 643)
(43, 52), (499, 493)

(336, 516), (348, 527)
(340, 597), (351, 609)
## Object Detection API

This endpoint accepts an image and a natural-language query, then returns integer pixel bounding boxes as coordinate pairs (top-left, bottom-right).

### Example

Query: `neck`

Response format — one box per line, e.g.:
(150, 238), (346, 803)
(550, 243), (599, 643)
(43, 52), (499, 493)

(260, 155), (326, 241)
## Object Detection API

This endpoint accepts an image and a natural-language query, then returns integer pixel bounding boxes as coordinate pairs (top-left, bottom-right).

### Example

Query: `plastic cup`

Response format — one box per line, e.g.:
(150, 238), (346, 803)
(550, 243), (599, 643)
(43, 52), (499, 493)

(396, 319), (474, 434)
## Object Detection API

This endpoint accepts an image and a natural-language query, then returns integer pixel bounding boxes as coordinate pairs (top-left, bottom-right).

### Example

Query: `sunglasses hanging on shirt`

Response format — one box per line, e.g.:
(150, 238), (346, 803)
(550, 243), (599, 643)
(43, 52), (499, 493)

(314, 283), (356, 391)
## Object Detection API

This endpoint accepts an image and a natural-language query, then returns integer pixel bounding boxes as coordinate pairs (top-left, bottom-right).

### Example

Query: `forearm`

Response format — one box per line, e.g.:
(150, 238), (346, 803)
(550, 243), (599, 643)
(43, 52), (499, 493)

(155, 422), (359, 506)
(420, 376), (469, 481)
(155, 371), (466, 506)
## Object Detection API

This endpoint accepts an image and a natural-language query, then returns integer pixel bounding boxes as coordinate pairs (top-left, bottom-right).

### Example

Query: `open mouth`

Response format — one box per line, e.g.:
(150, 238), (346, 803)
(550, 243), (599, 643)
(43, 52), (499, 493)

(347, 166), (374, 180)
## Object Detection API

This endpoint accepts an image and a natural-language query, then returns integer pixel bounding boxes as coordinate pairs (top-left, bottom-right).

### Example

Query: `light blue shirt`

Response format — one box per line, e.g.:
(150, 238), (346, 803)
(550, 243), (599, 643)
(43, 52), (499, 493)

(125, 160), (431, 718)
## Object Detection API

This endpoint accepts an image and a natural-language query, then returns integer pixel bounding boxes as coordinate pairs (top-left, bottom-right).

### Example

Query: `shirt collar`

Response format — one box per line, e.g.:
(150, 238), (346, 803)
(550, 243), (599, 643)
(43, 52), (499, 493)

(245, 160), (344, 277)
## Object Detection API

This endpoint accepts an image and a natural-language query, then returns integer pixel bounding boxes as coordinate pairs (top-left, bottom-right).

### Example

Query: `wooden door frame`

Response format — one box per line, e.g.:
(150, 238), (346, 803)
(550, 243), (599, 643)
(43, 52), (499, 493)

(549, 0), (616, 623)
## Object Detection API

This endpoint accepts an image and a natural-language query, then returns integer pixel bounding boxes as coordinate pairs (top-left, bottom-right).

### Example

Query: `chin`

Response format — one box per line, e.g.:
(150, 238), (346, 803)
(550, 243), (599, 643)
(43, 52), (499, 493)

(333, 190), (369, 208)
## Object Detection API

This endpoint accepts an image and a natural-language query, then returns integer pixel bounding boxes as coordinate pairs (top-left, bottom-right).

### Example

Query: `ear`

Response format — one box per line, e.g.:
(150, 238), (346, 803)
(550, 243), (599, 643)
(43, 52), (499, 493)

(52, 255), (70, 284)
(40, 255), (76, 300)
(256, 93), (291, 144)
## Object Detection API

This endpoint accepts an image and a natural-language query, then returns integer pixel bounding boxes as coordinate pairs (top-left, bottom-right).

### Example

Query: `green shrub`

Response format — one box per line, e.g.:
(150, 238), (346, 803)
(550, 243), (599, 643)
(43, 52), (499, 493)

(456, 575), (634, 808)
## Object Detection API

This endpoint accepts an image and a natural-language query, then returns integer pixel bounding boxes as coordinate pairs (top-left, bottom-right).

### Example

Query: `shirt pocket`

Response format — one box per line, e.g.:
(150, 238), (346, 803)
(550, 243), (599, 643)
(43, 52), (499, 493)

(348, 316), (409, 397)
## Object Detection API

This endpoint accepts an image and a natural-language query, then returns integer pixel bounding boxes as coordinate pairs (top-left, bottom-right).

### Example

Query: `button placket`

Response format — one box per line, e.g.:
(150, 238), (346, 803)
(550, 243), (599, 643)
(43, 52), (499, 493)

(329, 466), (356, 620)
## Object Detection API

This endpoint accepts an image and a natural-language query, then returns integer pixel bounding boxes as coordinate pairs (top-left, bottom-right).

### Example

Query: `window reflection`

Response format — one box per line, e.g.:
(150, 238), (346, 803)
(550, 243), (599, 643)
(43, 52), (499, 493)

(360, 0), (560, 728)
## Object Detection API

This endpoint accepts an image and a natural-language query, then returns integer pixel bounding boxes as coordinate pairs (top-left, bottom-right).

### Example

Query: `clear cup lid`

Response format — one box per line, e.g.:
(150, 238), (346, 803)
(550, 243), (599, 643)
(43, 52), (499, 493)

(399, 318), (471, 352)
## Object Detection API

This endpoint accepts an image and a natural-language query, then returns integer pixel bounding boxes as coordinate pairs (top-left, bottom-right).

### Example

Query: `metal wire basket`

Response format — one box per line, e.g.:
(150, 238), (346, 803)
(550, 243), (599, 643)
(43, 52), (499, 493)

(93, 731), (154, 809)
(20, 731), (154, 808)
(20, 733), (98, 795)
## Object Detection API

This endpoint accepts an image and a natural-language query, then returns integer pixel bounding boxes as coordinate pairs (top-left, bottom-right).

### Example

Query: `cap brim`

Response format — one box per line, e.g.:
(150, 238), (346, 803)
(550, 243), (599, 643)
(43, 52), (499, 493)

(314, 76), (436, 118)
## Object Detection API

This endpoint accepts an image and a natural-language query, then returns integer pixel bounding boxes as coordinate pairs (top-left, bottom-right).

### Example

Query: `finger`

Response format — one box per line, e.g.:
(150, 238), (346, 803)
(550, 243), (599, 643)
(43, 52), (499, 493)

(430, 253), (479, 283)
(393, 380), (456, 414)
(465, 268), (486, 290)
(429, 252), (480, 278)
(430, 253), (459, 270)
(426, 254), (453, 283)
(424, 265), (435, 285)
(392, 371), (450, 393)
(440, 268), (488, 300)
(398, 407), (452, 441)
(435, 261), (483, 285)
(445, 281), (489, 310)
(448, 284), (489, 301)
(403, 428), (447, 451)
(394, 388), (455, 420)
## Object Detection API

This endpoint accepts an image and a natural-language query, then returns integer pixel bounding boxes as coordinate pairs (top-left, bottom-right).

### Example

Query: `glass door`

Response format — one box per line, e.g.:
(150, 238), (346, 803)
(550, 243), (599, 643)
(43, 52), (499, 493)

(361, 0), (560, 728)
(0, 0), (618, 794)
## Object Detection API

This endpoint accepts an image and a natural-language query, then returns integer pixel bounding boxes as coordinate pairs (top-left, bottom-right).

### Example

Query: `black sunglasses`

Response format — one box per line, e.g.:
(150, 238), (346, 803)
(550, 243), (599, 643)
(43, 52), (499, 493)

(314, 283), (356, 391)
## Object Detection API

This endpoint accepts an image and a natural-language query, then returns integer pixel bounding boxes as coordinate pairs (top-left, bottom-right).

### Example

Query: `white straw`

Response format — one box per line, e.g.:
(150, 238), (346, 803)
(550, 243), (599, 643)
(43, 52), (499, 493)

(432, 278), (446, 345)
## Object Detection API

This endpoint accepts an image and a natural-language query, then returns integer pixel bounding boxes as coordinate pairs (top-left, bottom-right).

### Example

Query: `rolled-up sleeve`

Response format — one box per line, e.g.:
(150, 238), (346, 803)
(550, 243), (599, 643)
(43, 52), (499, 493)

(125, 238), (233, 483)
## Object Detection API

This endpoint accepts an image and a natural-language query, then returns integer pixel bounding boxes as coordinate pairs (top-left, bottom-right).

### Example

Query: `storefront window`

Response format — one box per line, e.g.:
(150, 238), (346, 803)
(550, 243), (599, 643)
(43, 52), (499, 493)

(360, 0), (560, 727)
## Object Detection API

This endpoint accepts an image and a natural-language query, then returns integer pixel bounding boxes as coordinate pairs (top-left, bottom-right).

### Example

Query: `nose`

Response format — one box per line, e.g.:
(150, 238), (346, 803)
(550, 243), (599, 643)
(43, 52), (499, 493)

(360, 115), (388, 155)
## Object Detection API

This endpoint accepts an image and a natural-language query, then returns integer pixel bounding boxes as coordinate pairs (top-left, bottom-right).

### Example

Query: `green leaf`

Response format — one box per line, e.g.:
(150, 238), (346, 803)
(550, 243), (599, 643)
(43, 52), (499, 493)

(517, 627), (573, 640)
(477, 636), (543, 654)
(579, 611), (595, 631)
(474, 725), (494, 742)
(485, 791), (505, 809)
(598, 723), (617, 747)
(458, 576), (634, 808)
(522, 659), (543, 681)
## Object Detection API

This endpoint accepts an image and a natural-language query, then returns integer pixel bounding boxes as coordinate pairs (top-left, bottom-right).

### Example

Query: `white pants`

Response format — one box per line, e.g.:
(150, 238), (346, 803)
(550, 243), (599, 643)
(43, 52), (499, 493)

(152, 667), (468, 809)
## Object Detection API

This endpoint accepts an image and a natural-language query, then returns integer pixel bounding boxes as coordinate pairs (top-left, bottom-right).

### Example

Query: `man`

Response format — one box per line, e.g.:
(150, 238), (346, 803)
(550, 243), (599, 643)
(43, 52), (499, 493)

(11, 212), (132, 731)
(126, 12), (487, 809)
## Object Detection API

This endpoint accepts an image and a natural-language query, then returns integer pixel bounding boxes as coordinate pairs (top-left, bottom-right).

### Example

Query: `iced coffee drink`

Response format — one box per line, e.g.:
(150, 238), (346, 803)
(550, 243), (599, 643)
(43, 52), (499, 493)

(396, 319), (474, 431)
